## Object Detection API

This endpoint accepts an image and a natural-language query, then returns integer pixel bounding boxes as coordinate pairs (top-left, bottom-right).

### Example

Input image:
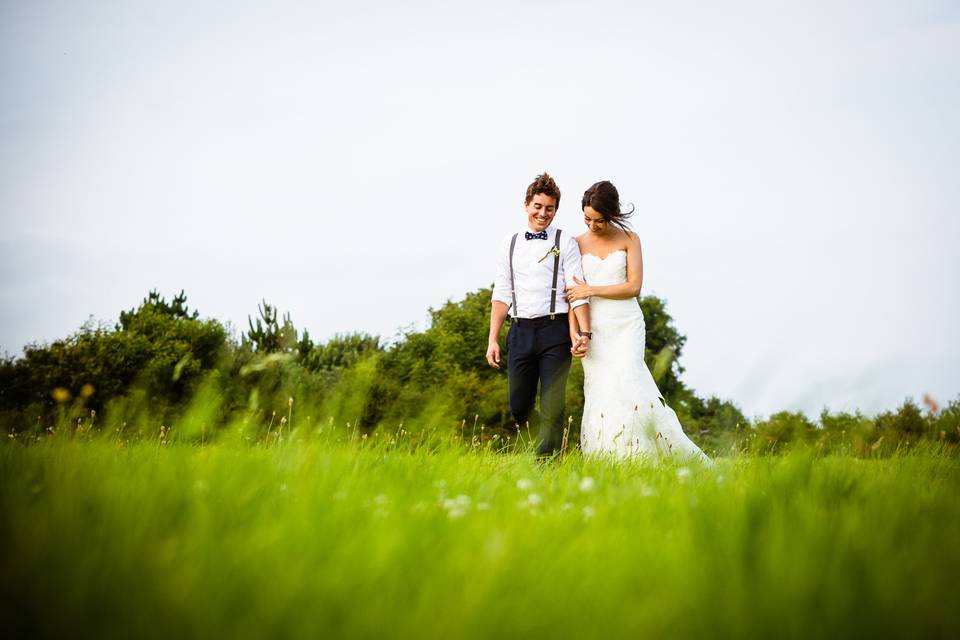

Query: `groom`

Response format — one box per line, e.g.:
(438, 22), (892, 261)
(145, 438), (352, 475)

(486, 173), (592, 458)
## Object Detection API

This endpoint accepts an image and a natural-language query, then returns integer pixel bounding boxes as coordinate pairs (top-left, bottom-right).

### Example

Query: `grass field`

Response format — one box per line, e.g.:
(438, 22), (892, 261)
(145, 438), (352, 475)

(2, 431), (959, 639)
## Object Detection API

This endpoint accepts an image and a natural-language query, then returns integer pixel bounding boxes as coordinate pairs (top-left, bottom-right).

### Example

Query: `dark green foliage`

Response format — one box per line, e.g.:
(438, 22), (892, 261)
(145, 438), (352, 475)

(752, 411), (817, 453)
(722, 397), (960, 457)
(2, 287), (957, 458)
(244, 300), (303, 354)
(930, 397), (960, 444)
(564, 358), (586, 443)
(426, 290), (499, 376)
(0, 291), (226, 427)
(364, 288), (509, 431)
(680, 395), (749, 454)
(690, 396), (747, 432)
(812, 409), (877, 456)
(118, 289), (198, 328)
(640, 296), (687, 401)
(820, 410), (873, 434)
(112, 292), (227, 399)
(303, 333), (381, 372)
(875, 399), (927, 440)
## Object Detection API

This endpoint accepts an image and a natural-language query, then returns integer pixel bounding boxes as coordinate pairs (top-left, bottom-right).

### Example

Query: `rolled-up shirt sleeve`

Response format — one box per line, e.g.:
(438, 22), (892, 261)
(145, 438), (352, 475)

(491, 234), (513, 307)
(562, 234), (588, 309)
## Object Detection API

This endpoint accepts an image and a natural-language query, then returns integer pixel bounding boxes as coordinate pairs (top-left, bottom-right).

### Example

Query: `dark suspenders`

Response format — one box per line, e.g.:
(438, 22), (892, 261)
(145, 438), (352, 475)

(508, 233), (519, 318)
(508, 229), (562, 320)
(549, 229), (562, 317)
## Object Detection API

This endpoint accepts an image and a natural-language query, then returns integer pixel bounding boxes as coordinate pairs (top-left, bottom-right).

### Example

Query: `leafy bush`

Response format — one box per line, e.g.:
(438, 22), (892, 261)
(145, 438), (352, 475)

(1, 287), (956, 458)
(243, 300), (309, 355)
(680, 395), (748, 454)
(751, 411), (816, 453)
(929, 396), (960, 444)
(875, 399), (928, 441)
(303, 333), (381, 372)
(639, 296), (688, 402)
(0, 291), (227, 424)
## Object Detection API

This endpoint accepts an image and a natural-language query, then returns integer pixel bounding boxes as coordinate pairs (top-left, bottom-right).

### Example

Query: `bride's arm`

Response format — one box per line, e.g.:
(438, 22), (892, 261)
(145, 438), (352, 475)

(566, 233), (643, 301)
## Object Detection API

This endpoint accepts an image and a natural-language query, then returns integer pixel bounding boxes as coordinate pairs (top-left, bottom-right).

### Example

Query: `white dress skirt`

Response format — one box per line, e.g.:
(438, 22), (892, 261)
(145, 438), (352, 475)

(579, 250), (711, 463)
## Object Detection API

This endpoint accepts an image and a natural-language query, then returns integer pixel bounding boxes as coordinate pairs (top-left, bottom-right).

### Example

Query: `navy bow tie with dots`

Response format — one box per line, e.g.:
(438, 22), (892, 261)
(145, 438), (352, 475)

(524, 230), (548, 240)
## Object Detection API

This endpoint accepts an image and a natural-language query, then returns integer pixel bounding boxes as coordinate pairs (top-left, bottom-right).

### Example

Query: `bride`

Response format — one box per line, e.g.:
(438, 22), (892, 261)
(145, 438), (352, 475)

(566, 181), (711, 463)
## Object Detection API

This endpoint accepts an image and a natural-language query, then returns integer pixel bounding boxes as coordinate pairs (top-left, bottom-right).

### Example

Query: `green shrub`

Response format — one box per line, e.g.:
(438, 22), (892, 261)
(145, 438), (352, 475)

(752, 411), (816, 453)
(930, 396), (960, 444)
(0, 291), (226, 427)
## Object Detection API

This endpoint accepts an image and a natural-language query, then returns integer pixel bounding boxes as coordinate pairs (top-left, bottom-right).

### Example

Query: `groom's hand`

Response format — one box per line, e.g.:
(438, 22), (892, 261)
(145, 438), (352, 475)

(571, 335), (589, 358)
(485, 341), (501, 369)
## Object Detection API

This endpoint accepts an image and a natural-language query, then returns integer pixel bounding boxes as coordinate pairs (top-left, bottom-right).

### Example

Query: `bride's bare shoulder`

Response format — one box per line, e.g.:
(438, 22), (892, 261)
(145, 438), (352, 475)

(614, 228), (640, 250)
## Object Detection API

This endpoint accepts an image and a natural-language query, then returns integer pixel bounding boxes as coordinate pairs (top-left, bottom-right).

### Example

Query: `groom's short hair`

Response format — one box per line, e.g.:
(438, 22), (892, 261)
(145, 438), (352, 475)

(525, 172), (561, 209)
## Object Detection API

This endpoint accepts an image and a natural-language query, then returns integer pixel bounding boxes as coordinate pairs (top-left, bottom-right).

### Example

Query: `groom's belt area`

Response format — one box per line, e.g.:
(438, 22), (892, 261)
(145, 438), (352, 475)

(510, 312), (568, 326)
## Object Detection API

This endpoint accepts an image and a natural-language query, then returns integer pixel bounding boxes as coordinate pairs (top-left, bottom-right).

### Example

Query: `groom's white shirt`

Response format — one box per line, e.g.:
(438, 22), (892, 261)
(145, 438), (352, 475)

(492, 224), (588, 319)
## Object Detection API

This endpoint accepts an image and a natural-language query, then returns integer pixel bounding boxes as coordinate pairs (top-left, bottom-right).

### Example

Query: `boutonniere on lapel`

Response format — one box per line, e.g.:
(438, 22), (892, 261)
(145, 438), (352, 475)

(538, 247), (561, 263)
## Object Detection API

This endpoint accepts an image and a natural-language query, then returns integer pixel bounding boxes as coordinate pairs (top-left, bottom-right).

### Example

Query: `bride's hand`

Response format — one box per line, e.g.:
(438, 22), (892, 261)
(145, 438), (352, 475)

(565, 277), (593, 302)
(571, 335), (589, 358)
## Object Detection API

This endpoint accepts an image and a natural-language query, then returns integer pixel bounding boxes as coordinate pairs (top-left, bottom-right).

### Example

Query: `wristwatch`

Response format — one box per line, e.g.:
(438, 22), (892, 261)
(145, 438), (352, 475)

(577, 330), (593, 339)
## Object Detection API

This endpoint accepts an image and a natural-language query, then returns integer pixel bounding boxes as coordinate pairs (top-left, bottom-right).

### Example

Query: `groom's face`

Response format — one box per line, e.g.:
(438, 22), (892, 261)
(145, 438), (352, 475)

(525, 193), (558, 232)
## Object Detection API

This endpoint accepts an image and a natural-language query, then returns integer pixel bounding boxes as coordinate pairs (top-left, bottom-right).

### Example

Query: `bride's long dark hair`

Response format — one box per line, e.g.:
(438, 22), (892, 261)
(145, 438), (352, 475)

(581, 181), (635, 231)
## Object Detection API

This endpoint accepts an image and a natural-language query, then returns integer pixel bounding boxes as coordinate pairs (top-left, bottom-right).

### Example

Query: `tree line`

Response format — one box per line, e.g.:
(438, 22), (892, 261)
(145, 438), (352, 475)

(1, 289), (957, 456)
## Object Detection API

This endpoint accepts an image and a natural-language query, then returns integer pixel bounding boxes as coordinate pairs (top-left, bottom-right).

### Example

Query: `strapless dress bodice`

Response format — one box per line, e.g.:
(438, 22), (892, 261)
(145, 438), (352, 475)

(582, 249), (627, 286)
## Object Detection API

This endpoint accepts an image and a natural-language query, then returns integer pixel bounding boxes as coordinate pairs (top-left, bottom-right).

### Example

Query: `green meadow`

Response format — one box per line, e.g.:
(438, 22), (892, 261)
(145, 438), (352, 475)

(3, 291), (959, 637)
(3, 430), (958, 639)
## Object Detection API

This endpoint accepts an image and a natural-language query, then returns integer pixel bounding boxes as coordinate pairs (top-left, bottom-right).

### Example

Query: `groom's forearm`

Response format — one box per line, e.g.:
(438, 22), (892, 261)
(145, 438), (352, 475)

(488, 301), (509, 344)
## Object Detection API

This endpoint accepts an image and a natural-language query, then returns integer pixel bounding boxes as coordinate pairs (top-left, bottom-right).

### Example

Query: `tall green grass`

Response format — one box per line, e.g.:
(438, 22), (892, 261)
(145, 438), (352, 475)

(2, 430), (958, 639)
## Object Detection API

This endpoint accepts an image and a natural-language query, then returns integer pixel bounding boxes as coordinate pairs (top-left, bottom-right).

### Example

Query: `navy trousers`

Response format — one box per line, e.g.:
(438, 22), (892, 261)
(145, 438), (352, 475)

(507, 313), (572, 457)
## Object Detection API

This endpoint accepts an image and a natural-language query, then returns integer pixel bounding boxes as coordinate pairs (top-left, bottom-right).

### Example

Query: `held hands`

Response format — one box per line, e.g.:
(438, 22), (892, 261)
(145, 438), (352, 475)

(485, 341), (501, 369)
(571, 334), (590, 358)
(565, 277), (593, 303)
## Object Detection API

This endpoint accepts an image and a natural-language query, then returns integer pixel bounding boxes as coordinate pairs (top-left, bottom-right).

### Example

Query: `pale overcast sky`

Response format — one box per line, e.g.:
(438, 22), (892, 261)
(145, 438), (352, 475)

(2, 0), (958, 417)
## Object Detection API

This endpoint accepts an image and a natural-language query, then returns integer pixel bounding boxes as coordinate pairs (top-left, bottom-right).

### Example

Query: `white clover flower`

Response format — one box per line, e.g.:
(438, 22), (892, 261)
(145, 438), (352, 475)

(640, 484), (656, 497)
(561, 502), (573, 511)
(477, 502), (491, 511)
(280, 483), (288, 493)
(516, 478), (532, 491)
(374, 493), (389, 506)
(578, 476), (596, 493)
(526, 493), (542, 507)
(677, 467), (691, 481)
(582, 506), (595, 521)
(443, 494), (471, 510)
(442, 494), (471, 520)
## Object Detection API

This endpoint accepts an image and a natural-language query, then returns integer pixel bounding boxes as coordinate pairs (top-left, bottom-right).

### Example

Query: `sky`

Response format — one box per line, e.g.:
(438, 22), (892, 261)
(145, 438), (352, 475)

(1, 0), (958, 418)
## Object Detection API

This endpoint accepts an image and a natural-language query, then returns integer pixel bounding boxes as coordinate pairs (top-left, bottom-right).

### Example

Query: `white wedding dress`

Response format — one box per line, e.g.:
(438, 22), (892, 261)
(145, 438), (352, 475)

(580, 250), (711, 463)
